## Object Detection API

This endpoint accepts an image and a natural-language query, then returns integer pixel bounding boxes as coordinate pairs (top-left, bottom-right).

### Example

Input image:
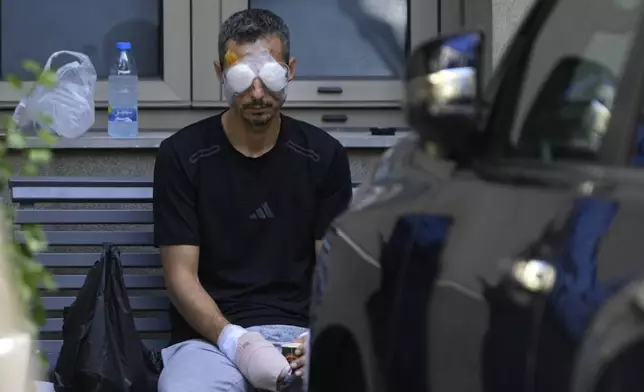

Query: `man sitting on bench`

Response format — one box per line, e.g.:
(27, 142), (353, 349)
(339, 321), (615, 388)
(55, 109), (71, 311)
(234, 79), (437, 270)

(153, 8), (352, 392)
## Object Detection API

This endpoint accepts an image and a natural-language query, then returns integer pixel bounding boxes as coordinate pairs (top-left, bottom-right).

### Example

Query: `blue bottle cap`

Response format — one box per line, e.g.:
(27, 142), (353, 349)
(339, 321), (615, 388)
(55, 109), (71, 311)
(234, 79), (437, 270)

(116, 42), (132, 50)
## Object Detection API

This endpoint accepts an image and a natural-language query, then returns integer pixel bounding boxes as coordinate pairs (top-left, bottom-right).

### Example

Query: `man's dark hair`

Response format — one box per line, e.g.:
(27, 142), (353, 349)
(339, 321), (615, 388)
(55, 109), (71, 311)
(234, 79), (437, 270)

(218, 9), (290, 65)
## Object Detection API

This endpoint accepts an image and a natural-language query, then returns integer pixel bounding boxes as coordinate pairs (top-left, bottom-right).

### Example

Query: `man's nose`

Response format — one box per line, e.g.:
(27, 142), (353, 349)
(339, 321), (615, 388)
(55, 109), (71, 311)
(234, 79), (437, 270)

(249, 78), (266, 99)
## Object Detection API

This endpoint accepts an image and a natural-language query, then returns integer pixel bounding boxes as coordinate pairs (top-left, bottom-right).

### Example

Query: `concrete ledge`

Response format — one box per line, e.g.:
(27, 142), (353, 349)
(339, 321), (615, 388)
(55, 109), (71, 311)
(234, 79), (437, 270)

(17, 129), (408, 150)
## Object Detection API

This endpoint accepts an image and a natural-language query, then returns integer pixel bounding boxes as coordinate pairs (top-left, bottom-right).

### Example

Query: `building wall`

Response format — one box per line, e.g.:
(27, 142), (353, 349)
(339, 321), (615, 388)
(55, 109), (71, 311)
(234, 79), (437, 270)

(492, 0), (535, 65)
(3, 0), (535, 181)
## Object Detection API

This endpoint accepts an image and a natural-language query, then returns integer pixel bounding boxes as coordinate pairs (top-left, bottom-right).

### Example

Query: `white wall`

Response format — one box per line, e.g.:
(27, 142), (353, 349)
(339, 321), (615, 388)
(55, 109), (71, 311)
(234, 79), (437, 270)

(492, 0), (535, 65)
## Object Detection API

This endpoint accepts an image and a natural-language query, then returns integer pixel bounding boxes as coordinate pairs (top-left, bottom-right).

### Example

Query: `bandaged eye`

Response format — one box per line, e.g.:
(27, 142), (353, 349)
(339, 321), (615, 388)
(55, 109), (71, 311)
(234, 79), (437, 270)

(258, 62), (288, 92)
(224, 64), (255, 94)
(224, 62), (288, 94)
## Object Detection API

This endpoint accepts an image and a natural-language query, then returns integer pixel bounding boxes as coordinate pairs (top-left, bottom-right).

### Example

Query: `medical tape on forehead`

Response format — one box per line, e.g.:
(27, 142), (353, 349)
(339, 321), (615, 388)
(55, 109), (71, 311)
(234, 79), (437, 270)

(223, 49), (288, 94)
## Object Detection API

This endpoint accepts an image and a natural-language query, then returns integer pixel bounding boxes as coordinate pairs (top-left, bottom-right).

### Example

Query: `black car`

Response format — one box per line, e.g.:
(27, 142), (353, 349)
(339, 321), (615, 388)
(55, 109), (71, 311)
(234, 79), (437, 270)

(307, 0), (644, 391)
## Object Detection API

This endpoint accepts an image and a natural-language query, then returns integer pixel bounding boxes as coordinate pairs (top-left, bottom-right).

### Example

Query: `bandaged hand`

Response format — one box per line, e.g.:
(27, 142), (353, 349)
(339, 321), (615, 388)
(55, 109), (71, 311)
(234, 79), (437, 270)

(218, 325), (293, 391)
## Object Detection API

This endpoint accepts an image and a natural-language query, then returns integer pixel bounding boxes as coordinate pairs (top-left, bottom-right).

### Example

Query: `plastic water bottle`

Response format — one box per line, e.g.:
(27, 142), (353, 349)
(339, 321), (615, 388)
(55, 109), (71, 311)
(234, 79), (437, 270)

(108, 42), (139, 138)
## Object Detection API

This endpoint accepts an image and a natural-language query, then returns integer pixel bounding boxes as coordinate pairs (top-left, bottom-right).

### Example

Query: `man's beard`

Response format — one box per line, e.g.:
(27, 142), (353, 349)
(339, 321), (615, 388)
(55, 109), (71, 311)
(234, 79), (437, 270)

(242, 111), (273, 128)
(239, 100), (279, 130)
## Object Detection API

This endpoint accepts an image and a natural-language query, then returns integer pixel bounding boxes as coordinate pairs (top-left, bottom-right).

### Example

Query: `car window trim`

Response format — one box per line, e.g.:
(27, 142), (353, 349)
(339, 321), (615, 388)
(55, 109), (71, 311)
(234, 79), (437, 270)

(599, 3), (644, 165)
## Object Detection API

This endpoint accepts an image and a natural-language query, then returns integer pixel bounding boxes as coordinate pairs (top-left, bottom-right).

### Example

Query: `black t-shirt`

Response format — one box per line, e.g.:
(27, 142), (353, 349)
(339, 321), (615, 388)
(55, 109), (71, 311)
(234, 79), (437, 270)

(153, 113), (352, 343)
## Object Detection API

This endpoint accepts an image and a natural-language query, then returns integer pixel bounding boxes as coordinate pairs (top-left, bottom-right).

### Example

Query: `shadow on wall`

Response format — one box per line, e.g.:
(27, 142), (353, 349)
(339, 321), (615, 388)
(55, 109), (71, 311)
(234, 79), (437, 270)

(251, 0), (404, 79)
(339, 0), (407, 78)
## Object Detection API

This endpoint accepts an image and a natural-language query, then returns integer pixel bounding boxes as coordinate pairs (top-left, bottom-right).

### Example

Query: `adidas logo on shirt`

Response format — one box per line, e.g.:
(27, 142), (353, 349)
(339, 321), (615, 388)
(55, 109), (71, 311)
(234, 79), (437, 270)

(249, 202), (274, 220)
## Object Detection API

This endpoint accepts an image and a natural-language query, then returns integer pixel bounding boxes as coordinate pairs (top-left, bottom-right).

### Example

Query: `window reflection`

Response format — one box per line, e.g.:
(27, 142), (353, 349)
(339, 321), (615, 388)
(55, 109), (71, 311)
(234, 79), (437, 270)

(517, 58), (616, 162)
(359, 0), (408, 49)
(251, 0), (408, 78)
(485, 0), (642, 165)
(1, 0), (163, 79)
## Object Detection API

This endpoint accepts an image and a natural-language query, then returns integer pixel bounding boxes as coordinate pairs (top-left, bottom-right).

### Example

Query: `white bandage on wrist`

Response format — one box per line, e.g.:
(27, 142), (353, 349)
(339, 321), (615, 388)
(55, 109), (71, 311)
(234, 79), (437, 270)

(217, 324), (247, 362)
(298, 331), (310, 339)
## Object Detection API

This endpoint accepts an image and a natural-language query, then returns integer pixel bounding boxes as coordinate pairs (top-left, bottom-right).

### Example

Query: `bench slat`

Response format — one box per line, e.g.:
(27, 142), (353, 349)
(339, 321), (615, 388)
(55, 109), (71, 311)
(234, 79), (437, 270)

(16, 210), (153, 224)
(42, 295), (169, 310)
(42, 316), (170, 333)
(44, 274), (165, 289)
(10, 177), (360, 188)
(11, 187), (153, 203)
(17, 231), (154, 246)
(36, 252), (160, 267)
(10, 177), (154, 188)
(10, 178), (361, 204)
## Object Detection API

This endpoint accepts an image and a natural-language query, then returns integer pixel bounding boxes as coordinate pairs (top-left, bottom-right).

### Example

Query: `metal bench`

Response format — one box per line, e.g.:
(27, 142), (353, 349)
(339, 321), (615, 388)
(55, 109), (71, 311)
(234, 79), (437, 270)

(9, 176), (360, 369)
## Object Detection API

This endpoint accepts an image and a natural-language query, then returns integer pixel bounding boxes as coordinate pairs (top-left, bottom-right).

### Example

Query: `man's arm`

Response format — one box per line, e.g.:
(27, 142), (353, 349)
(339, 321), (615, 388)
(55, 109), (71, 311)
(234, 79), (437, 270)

(314, 143), (353, 241)
(160, 245), (229, 343)
(153, 140), (230, 344)
(154, 140), (291, 390)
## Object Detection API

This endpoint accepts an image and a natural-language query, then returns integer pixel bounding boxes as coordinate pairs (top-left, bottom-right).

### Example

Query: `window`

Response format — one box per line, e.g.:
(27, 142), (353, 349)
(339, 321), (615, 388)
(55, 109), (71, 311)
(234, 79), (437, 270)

(485, 0), (644, 165)
(192, 0), (436, 106)
(0, 0), (453, 116)
(250, 0), (407, 79)
(0, 0), (191, 107)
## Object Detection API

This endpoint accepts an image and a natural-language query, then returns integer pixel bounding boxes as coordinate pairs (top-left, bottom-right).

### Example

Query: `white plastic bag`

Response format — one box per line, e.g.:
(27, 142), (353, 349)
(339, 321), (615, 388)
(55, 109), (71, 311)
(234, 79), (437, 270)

(13, 50), (97, 139)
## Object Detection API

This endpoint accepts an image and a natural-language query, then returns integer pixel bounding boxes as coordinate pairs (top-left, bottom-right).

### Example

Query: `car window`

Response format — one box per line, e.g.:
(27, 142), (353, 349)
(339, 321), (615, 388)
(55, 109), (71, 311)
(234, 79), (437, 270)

(633, 125), (644, 166)
(484, 0), (643, 165)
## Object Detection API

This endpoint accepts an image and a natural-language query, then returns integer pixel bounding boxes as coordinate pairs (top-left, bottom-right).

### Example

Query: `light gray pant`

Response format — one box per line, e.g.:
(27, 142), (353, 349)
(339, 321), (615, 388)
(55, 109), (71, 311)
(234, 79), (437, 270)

(158, 325), (307, 392)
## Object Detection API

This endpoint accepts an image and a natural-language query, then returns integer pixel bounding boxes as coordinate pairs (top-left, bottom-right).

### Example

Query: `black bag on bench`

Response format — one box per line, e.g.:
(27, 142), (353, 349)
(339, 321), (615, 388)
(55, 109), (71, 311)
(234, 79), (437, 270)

(51, 244), (162, 392)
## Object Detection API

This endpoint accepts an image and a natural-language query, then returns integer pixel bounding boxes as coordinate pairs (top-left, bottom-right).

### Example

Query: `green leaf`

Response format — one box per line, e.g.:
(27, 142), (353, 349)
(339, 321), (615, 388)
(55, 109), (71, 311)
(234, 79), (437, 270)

(38, 351), (49, 370)
(0, 62), (56, 336)
(37, 130), (58, 147)
(24, 259), (44, 274)
(6, 131), (27, 149)
(0, 164), (12, 184)
(23, 231), (47, 253)
(27, 148), (52, 163)
(37, 71), (57, 88)
(19, 282), (32, 304)
(6, 74), (23, 90)
(40, 273), (57, 291)
(23, 225), (48, 254)
(5, 116), (18, 133)
(21, 59), (42, 77)
(31, 303), (46, 326)
(37, 113), (53, 128)
(24, 224), (45, 237)
(22, 162), (38, 176)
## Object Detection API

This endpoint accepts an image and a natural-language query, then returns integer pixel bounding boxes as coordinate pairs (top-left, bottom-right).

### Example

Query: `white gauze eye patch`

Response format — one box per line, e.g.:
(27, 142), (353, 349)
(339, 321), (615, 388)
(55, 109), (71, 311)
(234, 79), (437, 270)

(223, 46), (288, 94)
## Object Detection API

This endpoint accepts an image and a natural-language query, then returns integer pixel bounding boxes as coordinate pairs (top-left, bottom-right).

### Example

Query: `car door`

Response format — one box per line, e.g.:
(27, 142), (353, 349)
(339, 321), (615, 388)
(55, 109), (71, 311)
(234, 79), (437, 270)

(469, 0), (644, 390)
(309, 2), (644, 392)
